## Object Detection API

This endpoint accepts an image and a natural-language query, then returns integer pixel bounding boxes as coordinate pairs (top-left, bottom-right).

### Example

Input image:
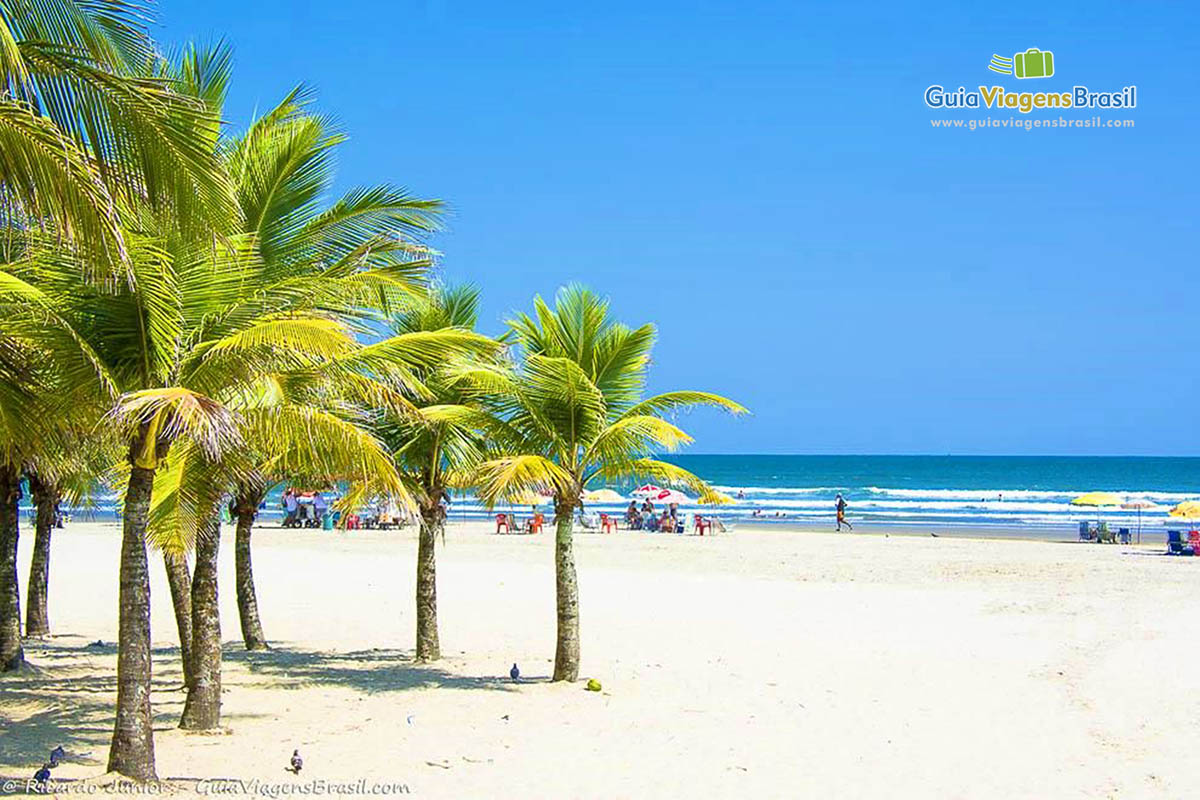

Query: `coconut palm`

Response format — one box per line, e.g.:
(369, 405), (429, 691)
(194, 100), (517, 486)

(24, 438), (116, 638)
(203, 84), (451, 651)
(379, 284), (504, 662)
(474, 285), (745, 681)
(0, 299), (98, 670)
(0, 339), (59, 670)
(0, 207), (386, 778)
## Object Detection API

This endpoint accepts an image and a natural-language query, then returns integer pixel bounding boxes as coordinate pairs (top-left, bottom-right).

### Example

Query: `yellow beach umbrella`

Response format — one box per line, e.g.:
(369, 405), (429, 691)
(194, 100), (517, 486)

(1071, 492), (1123, 539)
(1168, 500), (1200, 520)
(582, 488), (625, 504)
(1070, 491), (1124, 507)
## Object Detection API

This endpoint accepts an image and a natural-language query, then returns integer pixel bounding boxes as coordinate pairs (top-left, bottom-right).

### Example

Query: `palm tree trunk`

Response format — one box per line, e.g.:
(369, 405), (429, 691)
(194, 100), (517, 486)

(0, 464), (24, 672)
(552, 500), (580, 682)
(162, 551), (194, 687)
(24, 474), (56, 638)
(233, 494), (268, 651)
(107, 464), (158, 780)
(180, 517), (221, 730)
(415, 503), (441, 662)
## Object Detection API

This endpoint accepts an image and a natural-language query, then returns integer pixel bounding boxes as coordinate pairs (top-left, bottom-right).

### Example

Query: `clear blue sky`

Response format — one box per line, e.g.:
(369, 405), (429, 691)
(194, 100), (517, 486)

(159, 1), (1198, 456)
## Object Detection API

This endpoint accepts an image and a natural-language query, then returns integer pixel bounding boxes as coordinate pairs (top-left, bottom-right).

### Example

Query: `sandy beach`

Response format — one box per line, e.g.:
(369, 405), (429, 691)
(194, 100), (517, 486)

(3, 520), (1199, 798)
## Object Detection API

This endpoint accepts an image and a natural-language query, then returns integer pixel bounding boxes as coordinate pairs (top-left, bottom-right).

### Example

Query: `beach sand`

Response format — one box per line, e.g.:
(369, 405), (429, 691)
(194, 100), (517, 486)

(3, 520), (1198, 798)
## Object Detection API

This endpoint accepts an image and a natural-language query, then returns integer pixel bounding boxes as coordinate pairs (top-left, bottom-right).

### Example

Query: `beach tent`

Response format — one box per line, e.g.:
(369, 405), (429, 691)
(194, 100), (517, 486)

(1121, 498), (1158, 543)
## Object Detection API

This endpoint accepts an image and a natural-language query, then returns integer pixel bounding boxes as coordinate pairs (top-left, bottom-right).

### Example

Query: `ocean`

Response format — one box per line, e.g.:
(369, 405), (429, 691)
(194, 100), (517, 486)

(47, 455), (1200, 538)
(445, 455), (1200, 535)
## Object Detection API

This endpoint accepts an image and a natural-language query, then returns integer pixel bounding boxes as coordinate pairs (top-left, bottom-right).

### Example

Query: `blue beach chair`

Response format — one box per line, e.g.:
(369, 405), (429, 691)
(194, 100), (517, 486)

(1117, 528), (1131, 545)
(1078, 521), (1093, 541)
(1166, 530), (1193, 556)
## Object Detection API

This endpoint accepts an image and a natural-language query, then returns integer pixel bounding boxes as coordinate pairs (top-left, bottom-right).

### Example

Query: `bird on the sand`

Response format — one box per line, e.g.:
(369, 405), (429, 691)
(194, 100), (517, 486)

(49, 746), (65, 767)
(510, 663), (520, 682)
(289, 750), (303, 774)
(33, 765), (51, 786)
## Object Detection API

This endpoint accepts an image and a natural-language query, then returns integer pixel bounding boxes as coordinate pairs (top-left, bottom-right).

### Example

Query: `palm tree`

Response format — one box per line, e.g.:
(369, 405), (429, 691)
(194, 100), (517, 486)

(0, 211), (382, 777)
(25, 440), (113, 638)
(0, 346), (48, 670)
(211, 85), (446, 651)
(0, 317), (88, 669)
(380, 284), (503, 662)
(475, 285), (745, 681)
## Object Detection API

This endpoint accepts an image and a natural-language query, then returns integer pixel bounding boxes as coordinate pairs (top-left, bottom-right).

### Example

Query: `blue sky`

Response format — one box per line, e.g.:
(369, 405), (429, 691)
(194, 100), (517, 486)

(159, 1), (1198, 455)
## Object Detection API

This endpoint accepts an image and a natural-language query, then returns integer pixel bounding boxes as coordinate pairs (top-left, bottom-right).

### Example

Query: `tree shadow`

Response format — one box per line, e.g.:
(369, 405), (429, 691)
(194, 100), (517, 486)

(0, 640), (189, 769)
(224, 645), (523, 694)
(1, 640), (523, 773)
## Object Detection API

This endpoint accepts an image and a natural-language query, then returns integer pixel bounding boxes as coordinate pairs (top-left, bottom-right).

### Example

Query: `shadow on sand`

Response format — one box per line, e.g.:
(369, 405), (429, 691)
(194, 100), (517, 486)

(2, 638), (519, 772)
(226, 645), (522, 694)
(0, 638), (190, 770)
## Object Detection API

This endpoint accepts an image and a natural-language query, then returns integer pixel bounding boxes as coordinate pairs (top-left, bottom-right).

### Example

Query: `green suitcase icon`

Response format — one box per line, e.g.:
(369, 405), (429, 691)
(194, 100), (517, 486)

(1014, 48), (1054, 79)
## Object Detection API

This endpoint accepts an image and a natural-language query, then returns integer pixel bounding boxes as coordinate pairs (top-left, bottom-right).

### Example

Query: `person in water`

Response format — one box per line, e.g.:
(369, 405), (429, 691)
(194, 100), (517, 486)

(836, 493), (852, 531)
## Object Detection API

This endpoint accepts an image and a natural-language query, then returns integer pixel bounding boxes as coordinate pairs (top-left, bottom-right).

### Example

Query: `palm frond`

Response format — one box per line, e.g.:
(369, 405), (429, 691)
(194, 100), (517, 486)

(474, 454), (575, 507)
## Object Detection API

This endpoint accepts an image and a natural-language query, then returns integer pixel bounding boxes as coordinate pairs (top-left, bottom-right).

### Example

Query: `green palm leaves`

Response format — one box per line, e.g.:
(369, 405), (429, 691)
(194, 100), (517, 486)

(0, 2), (235, 265)
(479, 284), (746, 505)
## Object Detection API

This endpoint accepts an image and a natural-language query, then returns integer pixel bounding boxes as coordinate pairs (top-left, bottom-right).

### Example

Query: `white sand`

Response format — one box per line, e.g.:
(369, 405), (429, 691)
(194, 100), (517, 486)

(3, 521), (1199, 798)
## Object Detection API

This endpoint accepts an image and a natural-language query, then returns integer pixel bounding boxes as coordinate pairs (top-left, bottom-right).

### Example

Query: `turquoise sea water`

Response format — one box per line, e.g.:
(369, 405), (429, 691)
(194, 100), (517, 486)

(49, 455), (1200, 536)
(447, 455), (1200, 533)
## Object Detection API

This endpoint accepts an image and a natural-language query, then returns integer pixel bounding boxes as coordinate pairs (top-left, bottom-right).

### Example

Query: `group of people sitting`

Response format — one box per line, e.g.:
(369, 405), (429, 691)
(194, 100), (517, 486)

(281, 488), (331, 528)
(624, 500), (685, 533)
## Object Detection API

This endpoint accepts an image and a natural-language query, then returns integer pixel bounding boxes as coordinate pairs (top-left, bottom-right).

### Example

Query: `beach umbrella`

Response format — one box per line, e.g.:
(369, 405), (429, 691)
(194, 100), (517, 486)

(631, 484), (664, 499)
(1121, 498), (1158, 543)
(1168, 500), (1200, 525)
(1070, 491), (1124, 507)
(582, 488), (625, 504)
(654, 489), (691, 505)
(1071, 491), (1123, 534)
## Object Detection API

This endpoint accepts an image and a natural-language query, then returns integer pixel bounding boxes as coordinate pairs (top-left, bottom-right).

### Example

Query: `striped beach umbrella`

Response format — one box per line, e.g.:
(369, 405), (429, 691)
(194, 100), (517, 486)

(1121, 498), (1158, 543)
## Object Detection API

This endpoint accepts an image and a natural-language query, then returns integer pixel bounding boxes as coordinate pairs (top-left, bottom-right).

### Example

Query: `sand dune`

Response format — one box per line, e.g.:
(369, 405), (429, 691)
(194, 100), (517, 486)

(2, 521), (1198, 798)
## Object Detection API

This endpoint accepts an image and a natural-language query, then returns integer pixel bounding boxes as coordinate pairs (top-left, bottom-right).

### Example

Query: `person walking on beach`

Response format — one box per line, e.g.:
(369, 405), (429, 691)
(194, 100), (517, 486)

(836, 493), (852, 531)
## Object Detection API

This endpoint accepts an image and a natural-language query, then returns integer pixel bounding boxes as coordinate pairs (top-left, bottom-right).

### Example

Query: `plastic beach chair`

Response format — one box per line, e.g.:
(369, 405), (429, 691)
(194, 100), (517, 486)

(1167, 530), (1190, 556)
(530, 513), (544, 533)
(495, 513), (509, 534)
(599, 513), (616, 533)
(695, 515), (712, 536)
